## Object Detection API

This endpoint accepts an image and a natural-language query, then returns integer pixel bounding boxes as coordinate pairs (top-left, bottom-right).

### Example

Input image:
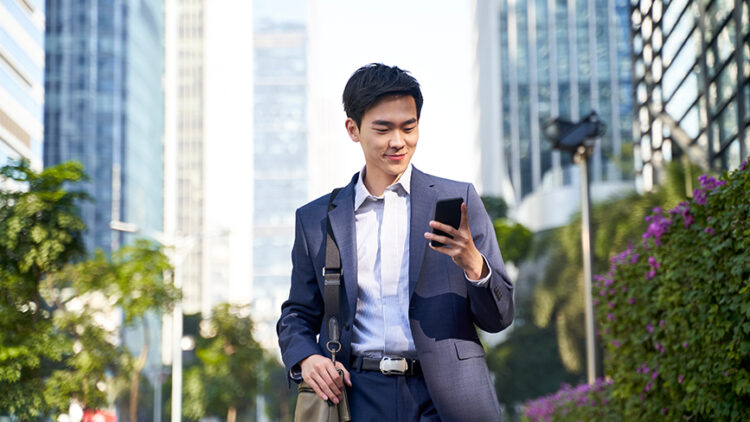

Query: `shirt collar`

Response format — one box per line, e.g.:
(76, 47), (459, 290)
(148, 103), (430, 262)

(354, 164), (412, 210)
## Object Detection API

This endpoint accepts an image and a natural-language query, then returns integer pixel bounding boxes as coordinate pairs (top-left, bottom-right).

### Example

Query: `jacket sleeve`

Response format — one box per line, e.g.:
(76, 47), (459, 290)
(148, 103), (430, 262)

(464, 183), (514, 333)
(276, 208), (324, 379)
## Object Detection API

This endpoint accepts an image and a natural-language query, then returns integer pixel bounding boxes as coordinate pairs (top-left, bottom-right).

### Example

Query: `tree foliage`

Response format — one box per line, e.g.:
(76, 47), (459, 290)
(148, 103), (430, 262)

(481, 195), (509, 221)
(519, 160), (750, 420)
(0, 159), (89, 419)
(594, 161), (750, 420)
(0, 159), (178, 419)
(182, 304), (266, 422)
(493, 218), (533, 264)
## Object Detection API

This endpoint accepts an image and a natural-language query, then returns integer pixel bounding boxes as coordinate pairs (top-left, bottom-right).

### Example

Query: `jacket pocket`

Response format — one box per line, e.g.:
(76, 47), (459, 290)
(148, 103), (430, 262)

(454, 339), (485, 360)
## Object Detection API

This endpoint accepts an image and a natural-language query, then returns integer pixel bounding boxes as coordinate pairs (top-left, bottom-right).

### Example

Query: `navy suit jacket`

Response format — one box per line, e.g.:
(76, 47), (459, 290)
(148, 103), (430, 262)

(277, 167), (514, 421)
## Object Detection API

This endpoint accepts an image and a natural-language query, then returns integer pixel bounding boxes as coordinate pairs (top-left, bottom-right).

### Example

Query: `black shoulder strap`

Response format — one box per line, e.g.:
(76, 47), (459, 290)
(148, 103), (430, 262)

(324, 188), (343, 357)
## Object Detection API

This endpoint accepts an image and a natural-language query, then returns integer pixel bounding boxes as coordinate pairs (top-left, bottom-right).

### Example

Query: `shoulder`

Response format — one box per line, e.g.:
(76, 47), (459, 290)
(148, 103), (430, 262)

(296, 173), (358, 219)
(296, 192), (331, 220)
(413, 167), (476, 198)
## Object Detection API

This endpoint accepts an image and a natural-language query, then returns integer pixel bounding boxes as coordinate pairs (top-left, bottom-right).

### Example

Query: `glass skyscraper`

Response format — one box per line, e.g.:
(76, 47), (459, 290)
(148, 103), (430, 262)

(630, 0), (749, 190)
(44, 1), (165, 416)
(44, 0), (164, 253)
(251, 0), (308, 350)
(477, 0), (634, 230)
(0, 0), (44, 171)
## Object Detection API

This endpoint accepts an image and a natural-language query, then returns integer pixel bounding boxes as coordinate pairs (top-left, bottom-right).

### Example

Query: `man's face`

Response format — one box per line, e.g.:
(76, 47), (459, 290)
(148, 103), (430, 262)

(346, 95), (419, 189)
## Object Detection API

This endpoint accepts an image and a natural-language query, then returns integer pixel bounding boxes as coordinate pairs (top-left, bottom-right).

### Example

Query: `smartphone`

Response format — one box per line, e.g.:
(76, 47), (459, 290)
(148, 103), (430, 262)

(430, 198), (463, 247)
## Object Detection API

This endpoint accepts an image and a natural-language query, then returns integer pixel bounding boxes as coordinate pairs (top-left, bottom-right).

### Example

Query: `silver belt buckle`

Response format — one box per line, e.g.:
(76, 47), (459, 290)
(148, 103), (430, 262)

(379, 357), (408, 375)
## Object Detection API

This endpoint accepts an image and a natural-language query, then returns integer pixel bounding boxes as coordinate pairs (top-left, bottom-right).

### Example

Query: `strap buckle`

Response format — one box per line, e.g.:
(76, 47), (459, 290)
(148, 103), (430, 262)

(379, 357), (408, 375)
(322, 267), (342, 282)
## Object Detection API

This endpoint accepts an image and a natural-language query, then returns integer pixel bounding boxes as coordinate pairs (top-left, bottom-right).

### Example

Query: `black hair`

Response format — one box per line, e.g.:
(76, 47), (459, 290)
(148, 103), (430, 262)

(342, 63), (424, 128)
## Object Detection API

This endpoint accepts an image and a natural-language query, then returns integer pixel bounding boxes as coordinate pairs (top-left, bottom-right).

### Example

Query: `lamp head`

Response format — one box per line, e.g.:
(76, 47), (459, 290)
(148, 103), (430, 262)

(542, 111), (607, 153)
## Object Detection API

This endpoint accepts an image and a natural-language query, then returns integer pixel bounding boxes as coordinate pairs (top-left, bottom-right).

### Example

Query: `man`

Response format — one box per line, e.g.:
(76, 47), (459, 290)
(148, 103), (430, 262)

(277, 63), (514, 421)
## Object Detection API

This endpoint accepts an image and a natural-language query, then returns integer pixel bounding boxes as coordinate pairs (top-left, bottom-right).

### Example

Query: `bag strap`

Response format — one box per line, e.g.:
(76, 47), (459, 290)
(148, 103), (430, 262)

(324, 188), (343, 360)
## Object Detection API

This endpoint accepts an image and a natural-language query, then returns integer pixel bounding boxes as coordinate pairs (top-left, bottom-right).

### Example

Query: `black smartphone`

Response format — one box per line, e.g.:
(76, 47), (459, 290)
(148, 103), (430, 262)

(430, 198), (463, 247)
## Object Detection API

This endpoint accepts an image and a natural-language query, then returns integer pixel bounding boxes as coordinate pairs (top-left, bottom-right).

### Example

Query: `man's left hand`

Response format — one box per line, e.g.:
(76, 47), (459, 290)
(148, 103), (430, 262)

(424, 202), (489, 280)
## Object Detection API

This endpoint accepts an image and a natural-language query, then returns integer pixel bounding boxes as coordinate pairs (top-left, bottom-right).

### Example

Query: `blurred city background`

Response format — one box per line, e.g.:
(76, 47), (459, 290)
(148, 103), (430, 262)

(1, 0), (748, 421)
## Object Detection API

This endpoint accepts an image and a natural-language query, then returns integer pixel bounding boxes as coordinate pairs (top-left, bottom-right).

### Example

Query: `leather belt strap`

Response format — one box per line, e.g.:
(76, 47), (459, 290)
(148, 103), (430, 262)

(351, 356), (422, 376)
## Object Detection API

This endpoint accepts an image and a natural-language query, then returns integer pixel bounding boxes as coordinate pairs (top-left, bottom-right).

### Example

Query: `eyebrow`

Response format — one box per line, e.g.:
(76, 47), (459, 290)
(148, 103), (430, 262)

(371, 118), (418, 127)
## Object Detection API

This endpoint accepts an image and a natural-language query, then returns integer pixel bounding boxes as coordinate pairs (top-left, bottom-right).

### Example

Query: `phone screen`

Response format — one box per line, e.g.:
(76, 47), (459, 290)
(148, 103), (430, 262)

(430, 198), (463, 247)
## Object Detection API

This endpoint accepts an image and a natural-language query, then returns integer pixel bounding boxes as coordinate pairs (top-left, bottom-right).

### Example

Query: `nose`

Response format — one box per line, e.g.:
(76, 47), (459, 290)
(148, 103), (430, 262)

(389, 130), (406, 149)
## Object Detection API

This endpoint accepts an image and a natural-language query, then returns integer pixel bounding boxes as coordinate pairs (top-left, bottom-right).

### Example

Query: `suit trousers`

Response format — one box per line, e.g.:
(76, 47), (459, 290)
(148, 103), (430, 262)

(348, 366), (441, 422)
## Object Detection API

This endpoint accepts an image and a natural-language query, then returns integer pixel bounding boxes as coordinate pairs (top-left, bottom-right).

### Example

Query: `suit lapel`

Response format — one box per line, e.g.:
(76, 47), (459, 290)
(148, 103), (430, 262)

(328, 174), (358, 318)
(409, 167), (437, 299)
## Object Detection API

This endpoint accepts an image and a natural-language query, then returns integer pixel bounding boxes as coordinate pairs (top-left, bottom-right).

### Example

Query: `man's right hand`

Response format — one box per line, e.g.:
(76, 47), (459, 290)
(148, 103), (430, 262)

(300, 354), (352, 404)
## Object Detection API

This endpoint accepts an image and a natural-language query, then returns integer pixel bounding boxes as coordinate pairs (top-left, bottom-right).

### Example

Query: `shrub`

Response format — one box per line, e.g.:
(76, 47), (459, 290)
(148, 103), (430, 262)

(522, 379), (620, 422)
(595, 159), (750, 420)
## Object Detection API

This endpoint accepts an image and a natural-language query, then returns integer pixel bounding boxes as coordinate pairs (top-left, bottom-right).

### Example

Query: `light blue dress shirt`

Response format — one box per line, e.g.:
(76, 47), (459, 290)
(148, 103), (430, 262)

(351, 164), (491, 359)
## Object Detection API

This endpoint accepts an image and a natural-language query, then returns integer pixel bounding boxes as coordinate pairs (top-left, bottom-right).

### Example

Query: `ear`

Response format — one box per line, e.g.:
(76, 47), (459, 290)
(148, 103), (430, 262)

(345, 118), (360, 143)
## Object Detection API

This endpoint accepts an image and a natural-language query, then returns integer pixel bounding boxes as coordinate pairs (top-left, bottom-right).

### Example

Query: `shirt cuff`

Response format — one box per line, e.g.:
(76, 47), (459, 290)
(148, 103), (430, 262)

(464, 254), (492, 286)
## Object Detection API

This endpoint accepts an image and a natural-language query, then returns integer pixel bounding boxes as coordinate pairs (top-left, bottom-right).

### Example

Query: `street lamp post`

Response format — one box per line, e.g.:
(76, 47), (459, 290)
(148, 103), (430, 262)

(541, 111), (606, 385)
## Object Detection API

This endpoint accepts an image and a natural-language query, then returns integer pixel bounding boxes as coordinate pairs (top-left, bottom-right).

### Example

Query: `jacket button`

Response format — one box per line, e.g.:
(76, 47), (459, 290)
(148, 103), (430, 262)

(344, 323), (351, 330)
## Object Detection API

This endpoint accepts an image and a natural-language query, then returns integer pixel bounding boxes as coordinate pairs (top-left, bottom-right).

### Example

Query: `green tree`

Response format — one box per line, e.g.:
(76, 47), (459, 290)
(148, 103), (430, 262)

(493, 218), (533, 264)
(481, 195), (509, 221)
(0, 159), (89, 419)
(53, 241), (179, 422)
(183, 304), (265, 422)
(0, 159), (179, 420)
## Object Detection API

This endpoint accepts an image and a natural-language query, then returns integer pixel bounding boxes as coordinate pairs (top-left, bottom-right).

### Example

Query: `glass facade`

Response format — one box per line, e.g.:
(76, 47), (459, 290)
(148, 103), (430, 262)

(252, 0), (308, 350)
(44, 3), (165, 414)
(0, 0), (44, 172)
(631, 0), (749, 190)
(44, 0), (164, 254)
(495, 0), (634, 201)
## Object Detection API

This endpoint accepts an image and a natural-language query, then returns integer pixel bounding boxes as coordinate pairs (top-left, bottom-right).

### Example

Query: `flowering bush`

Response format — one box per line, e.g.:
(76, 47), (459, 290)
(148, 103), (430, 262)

(595, 159), (750, 420)
(522, 379), (620, 422)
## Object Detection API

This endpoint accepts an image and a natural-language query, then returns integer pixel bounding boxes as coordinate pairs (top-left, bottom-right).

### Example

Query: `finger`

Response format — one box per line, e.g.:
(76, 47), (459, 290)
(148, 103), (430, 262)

(326, 363), (345, 391)
(312, 370), (340, 403)
(429, 220), (459, 236)
(424, 232), (458, 250)
(306, 376), (328, 402)
(459, 202), (469, 231)
(335, 361), (353, 387)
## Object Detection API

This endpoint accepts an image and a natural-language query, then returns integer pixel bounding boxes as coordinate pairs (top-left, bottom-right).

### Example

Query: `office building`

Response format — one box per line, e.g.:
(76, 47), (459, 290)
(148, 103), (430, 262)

(164, 0), (254, 319)
(164, 0), (206, 315)
(251, 0), (308, 351)
(44, 1), (165, 417)
(476, 0), (635, 231)
(44, 0), (164, 253)
(630, 0), (749, 189)
(0, 0), (44, 171)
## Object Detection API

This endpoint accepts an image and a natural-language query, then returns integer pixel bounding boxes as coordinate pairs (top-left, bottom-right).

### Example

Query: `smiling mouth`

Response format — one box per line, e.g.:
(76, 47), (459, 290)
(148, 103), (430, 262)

(386, 154), (406, 161)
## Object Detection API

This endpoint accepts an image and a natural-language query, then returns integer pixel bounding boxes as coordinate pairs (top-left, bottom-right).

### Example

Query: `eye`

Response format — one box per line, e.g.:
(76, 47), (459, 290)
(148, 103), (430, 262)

(374, 128), (388, 133)
(403, 127), (415, 133)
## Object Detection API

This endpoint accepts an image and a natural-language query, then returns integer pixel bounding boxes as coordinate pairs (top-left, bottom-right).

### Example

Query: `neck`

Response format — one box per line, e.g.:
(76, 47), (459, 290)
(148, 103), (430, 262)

(362, 166), (402, 197)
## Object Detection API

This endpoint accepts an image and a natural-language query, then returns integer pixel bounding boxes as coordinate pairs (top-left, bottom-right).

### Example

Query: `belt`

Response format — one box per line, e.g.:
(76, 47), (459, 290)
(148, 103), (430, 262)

(351, 355), (422, 376)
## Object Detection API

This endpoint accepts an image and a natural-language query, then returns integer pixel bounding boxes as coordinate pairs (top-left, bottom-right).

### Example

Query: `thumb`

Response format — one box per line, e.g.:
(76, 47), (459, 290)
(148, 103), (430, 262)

(335, 361), (352, 387)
